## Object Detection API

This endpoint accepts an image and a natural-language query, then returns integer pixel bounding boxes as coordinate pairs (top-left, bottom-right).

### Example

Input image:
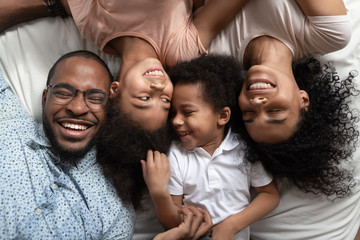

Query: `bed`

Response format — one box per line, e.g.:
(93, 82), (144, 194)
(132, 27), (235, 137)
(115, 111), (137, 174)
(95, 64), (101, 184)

(0, 0), (359, 239)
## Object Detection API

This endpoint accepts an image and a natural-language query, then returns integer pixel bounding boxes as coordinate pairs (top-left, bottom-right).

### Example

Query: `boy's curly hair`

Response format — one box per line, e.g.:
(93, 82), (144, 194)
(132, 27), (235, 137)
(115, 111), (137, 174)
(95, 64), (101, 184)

(235, 57), (359, 197)
(167, 54), (243, 130)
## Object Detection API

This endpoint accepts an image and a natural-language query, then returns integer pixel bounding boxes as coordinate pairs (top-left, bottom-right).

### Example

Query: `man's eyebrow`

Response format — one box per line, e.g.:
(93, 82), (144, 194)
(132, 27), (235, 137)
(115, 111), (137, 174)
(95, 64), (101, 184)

(244, 118), (287, 124)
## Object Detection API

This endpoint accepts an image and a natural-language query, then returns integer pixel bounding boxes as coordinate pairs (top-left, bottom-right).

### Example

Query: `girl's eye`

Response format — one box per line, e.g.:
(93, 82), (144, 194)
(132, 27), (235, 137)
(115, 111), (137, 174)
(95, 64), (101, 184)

(161, 98), (171, 103)
(139, 96), (150, 101)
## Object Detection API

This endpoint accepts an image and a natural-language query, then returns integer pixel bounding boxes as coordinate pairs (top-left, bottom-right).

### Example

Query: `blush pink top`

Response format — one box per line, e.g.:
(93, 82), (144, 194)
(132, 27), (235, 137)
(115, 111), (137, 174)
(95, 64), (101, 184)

(67, 0), (207, 67)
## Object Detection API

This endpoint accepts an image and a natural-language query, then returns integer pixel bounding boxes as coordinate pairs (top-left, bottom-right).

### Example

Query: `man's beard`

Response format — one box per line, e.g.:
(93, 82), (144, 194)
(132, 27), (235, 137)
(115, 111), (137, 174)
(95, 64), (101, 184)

(42, 114), (96, 165)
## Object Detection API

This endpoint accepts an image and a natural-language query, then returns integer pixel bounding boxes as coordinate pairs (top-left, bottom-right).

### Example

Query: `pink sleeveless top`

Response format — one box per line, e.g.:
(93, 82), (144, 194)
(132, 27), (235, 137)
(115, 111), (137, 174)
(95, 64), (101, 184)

(68, 0), (207, 67)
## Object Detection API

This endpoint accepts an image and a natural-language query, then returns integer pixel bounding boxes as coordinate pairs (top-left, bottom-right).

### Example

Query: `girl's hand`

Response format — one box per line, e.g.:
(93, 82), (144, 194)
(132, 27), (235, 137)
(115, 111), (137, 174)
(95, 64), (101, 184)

(141, 150), (170, 196)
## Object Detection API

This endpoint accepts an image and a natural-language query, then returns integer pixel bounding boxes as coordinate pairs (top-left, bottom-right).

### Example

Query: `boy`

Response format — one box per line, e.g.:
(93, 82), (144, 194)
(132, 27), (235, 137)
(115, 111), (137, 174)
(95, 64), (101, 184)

(142, 54), (279, 240)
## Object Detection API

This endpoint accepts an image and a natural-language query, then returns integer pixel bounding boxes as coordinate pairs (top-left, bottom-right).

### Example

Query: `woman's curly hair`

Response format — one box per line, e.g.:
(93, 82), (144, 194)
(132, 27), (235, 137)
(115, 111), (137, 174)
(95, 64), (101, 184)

(235, 57), (359, 197)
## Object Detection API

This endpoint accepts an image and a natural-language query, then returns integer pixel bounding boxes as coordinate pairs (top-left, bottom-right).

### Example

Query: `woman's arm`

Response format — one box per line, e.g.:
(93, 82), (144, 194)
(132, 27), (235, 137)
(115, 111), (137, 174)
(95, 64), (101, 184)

(211, 180), (280, 240)
(0, 0), (71, 33)
(296, 0), (347, 16)
(141, 150), (183, 229)
(193, 0), (248, 50)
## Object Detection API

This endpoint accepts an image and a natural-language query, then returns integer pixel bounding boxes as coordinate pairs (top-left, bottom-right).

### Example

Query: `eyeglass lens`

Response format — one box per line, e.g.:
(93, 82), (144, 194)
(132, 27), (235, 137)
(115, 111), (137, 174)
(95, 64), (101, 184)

(48, 83), (107, 110)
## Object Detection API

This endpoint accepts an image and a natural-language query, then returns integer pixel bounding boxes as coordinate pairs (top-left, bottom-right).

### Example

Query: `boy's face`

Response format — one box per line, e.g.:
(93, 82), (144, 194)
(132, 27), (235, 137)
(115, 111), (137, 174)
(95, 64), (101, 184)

(171, 83), (223, 153)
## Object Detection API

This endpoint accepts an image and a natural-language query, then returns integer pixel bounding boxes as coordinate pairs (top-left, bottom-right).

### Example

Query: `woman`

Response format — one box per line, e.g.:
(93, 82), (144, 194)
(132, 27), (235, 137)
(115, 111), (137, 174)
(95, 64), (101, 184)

(208, 0), (360, 238)
(209, 0), (358, 195)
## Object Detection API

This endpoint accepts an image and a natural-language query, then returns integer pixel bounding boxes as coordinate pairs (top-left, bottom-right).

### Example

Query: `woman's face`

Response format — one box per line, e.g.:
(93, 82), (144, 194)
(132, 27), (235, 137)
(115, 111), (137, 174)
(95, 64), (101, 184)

(113, 58), (173, 130)
(238, 65), (309, 143)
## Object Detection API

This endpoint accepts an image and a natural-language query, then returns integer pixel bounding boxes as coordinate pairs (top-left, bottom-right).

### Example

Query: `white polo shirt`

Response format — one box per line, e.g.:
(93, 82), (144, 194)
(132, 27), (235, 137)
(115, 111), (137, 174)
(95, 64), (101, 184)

(168, 130), (273, 225)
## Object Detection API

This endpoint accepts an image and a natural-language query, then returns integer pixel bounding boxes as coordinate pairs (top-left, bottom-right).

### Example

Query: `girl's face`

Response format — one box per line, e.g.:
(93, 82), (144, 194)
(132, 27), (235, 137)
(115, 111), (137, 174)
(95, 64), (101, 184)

(238, 65), (309, 143)
(171, 83), (224, 154)
(113, 58), (173, 130)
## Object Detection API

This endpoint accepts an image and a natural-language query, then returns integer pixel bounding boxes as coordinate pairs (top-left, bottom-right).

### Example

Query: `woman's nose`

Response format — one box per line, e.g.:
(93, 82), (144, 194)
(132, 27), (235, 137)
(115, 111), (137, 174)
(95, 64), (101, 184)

(250, 97), (268, 104)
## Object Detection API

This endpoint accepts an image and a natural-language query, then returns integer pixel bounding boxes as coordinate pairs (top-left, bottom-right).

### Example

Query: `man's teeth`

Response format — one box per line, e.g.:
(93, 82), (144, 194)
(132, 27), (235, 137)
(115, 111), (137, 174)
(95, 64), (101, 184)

(145, 70), (164, 76)
(249, 82), (273, 90)
(63, 123), (88, 130)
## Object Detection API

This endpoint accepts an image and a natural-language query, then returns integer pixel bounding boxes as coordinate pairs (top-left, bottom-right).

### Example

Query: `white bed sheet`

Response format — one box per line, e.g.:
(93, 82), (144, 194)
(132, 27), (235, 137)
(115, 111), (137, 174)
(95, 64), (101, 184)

(0, 0), (359, 239)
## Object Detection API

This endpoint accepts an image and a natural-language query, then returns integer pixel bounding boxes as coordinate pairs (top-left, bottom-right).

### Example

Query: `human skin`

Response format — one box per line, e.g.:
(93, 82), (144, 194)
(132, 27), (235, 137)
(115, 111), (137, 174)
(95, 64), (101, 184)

(237, 0), (347, 143)
(42, 56), (110, 155)
(171, 83), (230, 155)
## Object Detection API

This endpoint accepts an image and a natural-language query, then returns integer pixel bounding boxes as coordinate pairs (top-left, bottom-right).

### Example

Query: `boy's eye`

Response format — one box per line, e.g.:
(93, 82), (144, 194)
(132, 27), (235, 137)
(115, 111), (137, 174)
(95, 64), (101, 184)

(184, 111), (193, 116)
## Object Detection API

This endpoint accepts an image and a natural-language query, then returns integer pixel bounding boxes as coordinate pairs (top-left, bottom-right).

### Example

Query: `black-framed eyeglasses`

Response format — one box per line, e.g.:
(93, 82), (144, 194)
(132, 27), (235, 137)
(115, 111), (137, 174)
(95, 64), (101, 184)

(47, 82), (108, 111)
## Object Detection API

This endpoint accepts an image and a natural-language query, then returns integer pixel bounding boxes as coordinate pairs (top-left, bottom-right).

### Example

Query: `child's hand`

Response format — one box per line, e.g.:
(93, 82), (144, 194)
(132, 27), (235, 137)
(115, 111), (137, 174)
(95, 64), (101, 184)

(153, 206), (213, 240)
(141, 150), (170, 196)
(212, 217), (236, 240)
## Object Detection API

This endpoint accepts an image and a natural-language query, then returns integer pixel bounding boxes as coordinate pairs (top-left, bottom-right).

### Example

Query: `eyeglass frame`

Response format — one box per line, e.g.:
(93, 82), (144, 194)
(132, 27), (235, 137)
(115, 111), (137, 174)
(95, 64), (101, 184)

(46, 82), (108, 111)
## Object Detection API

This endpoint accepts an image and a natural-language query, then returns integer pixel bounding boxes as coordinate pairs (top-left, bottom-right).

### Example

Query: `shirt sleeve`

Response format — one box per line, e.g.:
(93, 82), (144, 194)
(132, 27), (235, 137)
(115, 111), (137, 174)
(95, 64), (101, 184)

(0, 71), (32, 122)
(303, 15), (352, 56)
(250, 161), (273, 188)
(168, 143), (185, 196)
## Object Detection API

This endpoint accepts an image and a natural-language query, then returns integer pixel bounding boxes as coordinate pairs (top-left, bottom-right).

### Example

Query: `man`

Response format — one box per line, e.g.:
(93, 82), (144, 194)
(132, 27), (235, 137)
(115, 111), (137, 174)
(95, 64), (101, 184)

(0, 50), (135, 239)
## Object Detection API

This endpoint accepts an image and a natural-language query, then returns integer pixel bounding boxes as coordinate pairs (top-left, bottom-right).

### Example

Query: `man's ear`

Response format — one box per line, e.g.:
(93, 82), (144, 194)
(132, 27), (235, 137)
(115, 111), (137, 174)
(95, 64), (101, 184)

(299, 90), (310, 111)
(42, 89), (48, 109)
(218, 106), (231, 126)
(109, 81), (119, 99)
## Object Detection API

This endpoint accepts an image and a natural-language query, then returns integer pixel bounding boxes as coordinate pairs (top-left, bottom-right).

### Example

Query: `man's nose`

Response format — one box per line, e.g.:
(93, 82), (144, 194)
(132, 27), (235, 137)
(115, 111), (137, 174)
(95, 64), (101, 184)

(65, 93), (89, 115)
(250, 97), (268, 104)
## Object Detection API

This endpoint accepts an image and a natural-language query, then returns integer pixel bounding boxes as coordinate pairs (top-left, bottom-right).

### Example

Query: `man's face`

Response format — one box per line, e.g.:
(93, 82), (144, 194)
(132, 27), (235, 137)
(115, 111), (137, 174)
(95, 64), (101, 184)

(42, 56), (110, 160)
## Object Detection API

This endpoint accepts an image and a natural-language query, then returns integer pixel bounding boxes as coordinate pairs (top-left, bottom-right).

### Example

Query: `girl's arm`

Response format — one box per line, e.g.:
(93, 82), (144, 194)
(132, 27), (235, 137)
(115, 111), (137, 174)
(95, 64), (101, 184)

(193, 0), (248, 50)
(141, 150), (183, 229)
(296, 0), (347, 16)
(0, 0), (71, 33)
(211, 180), (280, 240)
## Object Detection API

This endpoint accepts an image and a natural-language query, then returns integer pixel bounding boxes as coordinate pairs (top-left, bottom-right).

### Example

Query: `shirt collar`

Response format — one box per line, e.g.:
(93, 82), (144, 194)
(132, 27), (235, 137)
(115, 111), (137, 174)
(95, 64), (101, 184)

(188, 128), (240, 155)
(215, 128), (240, 152)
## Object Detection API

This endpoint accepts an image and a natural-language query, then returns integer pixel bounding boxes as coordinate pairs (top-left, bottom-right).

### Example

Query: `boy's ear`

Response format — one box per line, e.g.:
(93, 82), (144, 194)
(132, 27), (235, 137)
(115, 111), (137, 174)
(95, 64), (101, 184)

(218, 107), (231, 126)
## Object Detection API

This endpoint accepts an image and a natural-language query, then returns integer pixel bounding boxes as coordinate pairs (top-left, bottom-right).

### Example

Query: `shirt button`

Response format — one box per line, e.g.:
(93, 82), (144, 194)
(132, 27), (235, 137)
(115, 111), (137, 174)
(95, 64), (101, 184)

(52, 183), (58, 190)
(35, 208), (42, 215)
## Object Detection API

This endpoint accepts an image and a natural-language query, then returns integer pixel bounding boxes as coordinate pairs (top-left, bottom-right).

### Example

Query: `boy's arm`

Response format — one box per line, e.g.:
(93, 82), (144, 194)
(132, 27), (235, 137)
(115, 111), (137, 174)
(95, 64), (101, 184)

(193, 0), (248, 50)
(212, 180), (279, 239)
(141, 150), (183, 229)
